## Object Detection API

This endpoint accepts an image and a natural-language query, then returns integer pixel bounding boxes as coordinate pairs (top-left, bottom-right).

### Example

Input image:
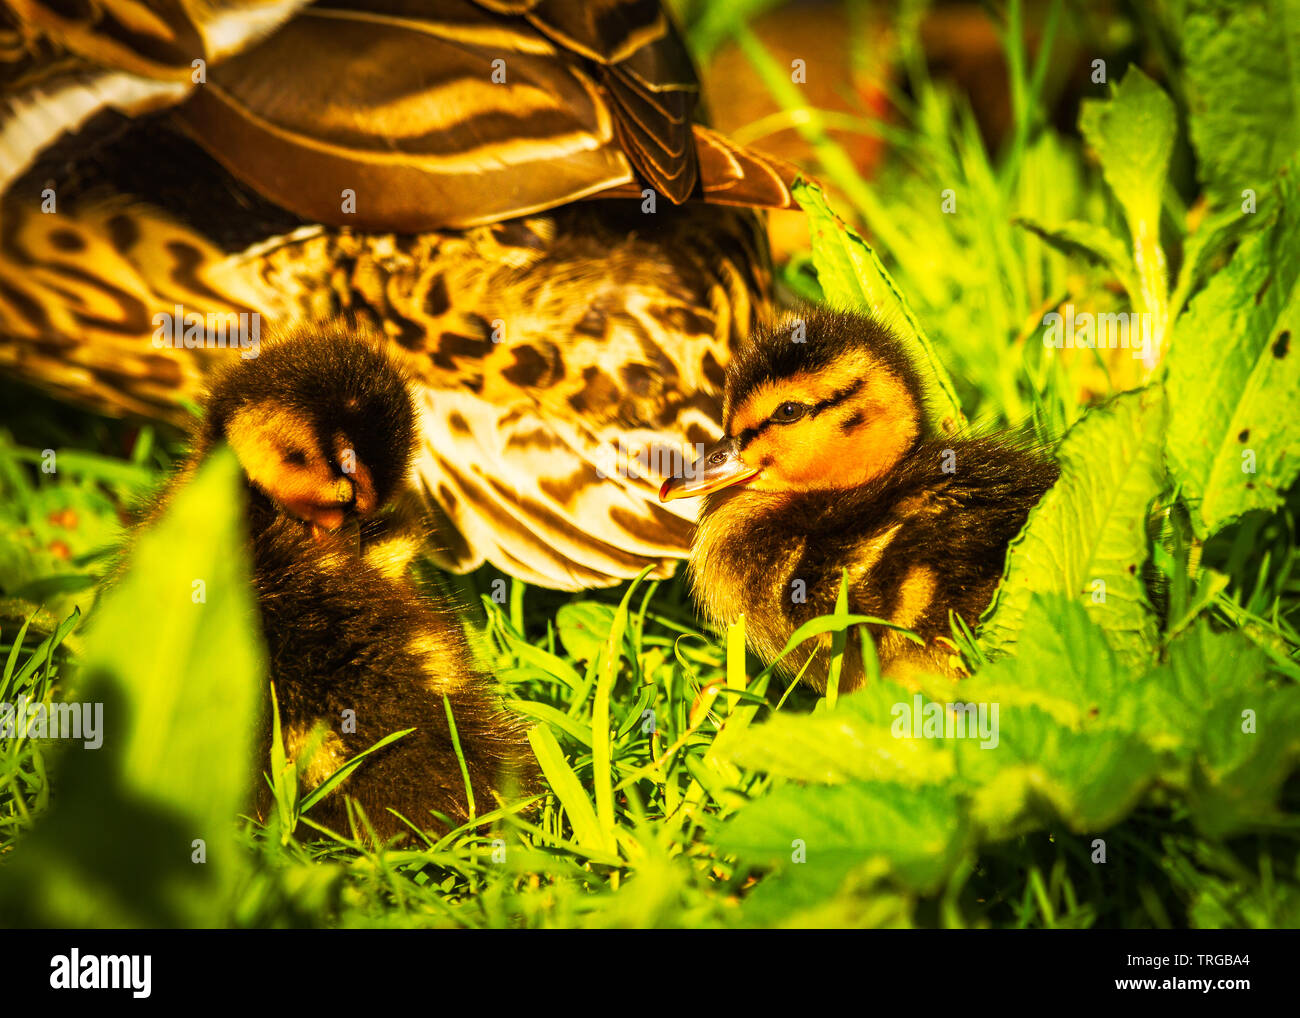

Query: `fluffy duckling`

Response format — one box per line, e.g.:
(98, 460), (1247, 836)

(660, 308), (1059, 691)
(176, 320), (533, 839)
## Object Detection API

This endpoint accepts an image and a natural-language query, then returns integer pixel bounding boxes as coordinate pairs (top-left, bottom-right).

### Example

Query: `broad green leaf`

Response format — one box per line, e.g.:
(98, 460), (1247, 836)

(1166, 160), (1300, 535)
(0, 448), (264, 927)
(762, 858), (915, 929)
(962, 595), (1129, 732)
(1079, 67), (1176, 352)
(953, 705), (1161, 836)
(717, 781), (969, 897)
(1188, 685), (1300, 837)
(795, 178), (966, 432)
(1080, 67), (1177, 238)
(89, 448), (263, 827)
(1182, 0), (1300, 208)
(555, 601), (616, 663)
(1169, 204), (1260, 321)
(981, 387), (1165, 667)
(1125, 622), (1277, 757)
(718, 681), (956, 786)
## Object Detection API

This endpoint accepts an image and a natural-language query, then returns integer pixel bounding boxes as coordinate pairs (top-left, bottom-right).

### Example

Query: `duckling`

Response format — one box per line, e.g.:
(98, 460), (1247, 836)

(171, 319), (534, 839)
(660, 308), (1059, 692)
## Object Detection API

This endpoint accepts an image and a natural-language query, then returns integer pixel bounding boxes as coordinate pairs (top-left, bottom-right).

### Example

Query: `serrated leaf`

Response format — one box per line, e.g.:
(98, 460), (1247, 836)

(1169, 204), (1260, 321)
(794, 178), (966, 432)
(1080, 67), (1177, 239)
(1182, 0), (1300, 208)
(1080, 66), (1176, 350)
(1125, 623), (1276, 756)
(954, 706), (1161, 836)
(717, 781), (969, 897)
(981, 388), (1165, 667)
(1166, 160), (1300, 535)
(1188, 686), (1300, 837)
(962, 595), (1128, 731)
(718, 681), (956, 786)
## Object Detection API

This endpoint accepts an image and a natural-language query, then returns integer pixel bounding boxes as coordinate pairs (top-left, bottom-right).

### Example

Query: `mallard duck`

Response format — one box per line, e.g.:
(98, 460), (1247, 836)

(0, 0), (800, 590)
(660, 307), (1059, 691)
(161, 319), (534, 839)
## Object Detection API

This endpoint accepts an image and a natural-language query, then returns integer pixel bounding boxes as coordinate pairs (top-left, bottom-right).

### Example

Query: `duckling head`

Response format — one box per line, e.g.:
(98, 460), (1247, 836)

(660, 308), (926, 501)
(201, 320), (418, 532)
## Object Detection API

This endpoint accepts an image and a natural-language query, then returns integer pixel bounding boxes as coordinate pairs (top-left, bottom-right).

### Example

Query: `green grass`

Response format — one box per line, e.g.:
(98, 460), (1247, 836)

(1, 0), (1298, 928)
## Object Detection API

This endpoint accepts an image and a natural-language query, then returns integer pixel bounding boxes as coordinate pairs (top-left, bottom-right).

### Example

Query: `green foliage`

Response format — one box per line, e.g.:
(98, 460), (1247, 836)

(1181, 0), (1300, 208)
(717, 596), (1297, 924)
(717, 781), (970, 907)
(794, 178), (965, 431)
(1166, 159), (1300, 535)
(1079, 67), (1176, 344)
(0, 607), (79, 845)
(981, 387), (1165, 667)
(0, 449), (264, 926)
(0, 426), (160, 622)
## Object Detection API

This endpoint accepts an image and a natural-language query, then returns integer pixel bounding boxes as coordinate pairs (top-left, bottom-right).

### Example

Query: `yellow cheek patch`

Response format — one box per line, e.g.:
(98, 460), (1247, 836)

(226, 402), (323, 487)
(745, 395), (889, 490)
(861, 366), (919, 424)
(803, 412), (865, 484)
(226, 403), (353, 512)
(858, 371), (921, 479)
(728, 347), (924, 492)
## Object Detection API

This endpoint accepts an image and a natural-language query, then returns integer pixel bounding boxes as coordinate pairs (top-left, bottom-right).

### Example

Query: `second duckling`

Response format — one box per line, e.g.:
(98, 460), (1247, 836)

(661, 308), (1059, 691)
(176, 321), (534, 839)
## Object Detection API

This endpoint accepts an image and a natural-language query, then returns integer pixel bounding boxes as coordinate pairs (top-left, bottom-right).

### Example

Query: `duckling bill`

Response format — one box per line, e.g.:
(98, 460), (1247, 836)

(661, 308), (1059, 691)
(154, 320), (533, 839)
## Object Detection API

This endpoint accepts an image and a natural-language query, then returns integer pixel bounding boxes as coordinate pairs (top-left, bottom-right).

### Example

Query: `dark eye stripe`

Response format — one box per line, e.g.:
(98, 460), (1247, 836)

(809, 379), (864, 417)
(735, 378), (866, 450)
(736, 421), (772, 451)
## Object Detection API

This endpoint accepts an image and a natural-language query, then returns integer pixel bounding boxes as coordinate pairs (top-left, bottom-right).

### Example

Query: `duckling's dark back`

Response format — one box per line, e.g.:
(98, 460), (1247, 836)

(251, 511), (532, 836)
(184, 321), (534, 837)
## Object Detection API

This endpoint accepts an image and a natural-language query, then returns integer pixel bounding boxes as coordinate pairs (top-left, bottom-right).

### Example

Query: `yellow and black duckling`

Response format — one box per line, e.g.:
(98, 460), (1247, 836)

(660, 308), (1059, 691)
(172, 320), (533, 839)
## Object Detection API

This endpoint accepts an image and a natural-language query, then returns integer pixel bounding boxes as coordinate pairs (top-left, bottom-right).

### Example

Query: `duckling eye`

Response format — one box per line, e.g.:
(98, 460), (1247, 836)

(773, 401), (806, 423)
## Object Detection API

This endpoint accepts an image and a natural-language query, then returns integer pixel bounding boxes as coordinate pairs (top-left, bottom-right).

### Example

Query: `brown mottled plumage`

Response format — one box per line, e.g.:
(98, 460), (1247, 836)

(662, 308), (1060, 691)
(0, 0), (799, 590)
(165, 321), (534, 840)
